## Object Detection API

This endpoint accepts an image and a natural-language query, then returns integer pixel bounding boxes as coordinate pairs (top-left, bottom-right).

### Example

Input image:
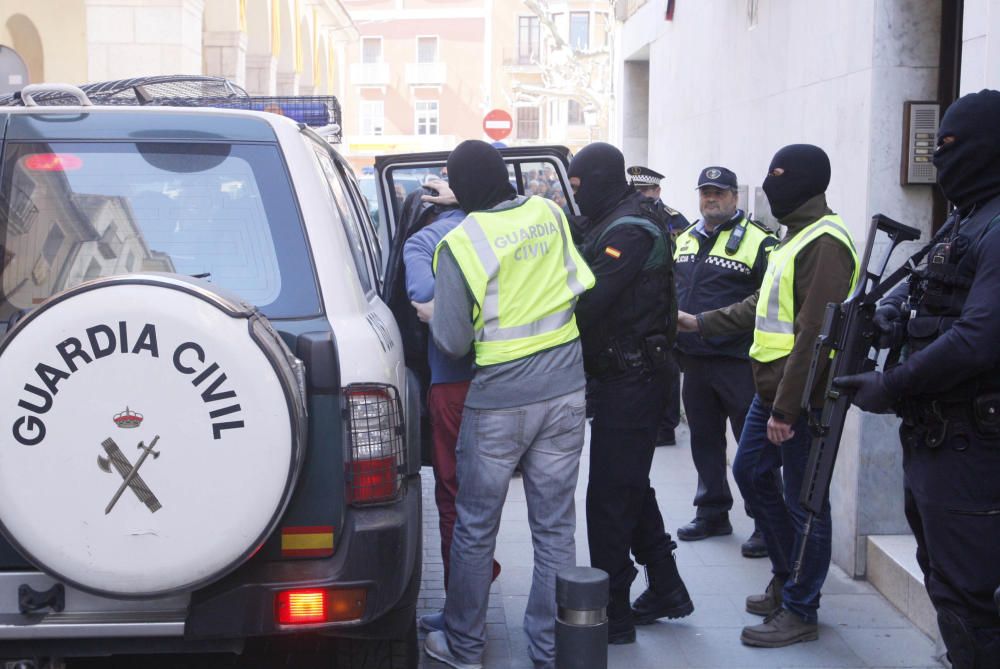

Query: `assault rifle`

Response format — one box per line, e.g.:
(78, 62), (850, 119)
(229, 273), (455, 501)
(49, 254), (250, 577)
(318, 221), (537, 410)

(791, 213), (922, 583)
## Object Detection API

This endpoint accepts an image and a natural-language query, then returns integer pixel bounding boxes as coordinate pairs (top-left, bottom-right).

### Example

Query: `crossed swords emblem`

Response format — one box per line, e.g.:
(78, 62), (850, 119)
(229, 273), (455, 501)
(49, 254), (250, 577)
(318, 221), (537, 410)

(97, 436), (163, 514)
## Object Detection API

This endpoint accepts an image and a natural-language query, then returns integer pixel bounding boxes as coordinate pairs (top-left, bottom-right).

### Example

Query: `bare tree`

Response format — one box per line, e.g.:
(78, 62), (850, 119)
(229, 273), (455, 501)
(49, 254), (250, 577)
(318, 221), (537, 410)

(512, 0), (613, 126)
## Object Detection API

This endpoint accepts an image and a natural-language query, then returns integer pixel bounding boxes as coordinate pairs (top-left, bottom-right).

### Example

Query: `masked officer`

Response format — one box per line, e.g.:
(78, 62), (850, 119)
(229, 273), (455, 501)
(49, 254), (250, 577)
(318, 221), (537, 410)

(836, 89), (1000, 668)
(570, 143), (693, 644)
(678, 144), (859, 647)
(672, 167), (777, 559)
(627, 165), (689, 447)
(422, 140), (595, 669)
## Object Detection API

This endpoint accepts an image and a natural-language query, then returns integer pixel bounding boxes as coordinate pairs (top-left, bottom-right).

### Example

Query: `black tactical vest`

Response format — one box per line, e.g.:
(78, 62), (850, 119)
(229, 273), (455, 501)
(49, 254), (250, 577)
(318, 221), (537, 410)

(580, 191), (676, 362)
(906, 194), (1000, 393)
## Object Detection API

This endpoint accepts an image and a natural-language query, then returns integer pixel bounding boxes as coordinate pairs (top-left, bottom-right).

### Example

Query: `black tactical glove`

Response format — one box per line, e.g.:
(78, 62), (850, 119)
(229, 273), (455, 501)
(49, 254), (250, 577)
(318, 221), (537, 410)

(873, 302), (905, 350)
(833, 371), (896, 414)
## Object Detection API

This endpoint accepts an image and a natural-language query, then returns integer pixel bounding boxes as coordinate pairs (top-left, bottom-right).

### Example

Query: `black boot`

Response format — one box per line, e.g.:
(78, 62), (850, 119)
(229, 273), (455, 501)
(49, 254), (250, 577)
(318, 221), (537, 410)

(631, 554), (694, 625)
(608, 584), (636, 644)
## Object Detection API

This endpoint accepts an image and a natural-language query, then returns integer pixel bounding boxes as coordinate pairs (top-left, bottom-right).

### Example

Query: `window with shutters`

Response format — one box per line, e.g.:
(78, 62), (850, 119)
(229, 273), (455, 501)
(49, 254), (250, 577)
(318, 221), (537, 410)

(518, 16), (539, 64)
(570, 12), (589, 50)
(517, 107), (540, 140)
(415, 101), (439, 135)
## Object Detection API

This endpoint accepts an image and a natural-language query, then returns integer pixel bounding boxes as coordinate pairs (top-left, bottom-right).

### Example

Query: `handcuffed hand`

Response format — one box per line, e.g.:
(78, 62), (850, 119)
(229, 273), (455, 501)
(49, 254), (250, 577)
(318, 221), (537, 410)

(412, 300), (434, 323)
(677, 311), (699, 333)
(767, 416), (795, 444)
(421, 179), (459, 206)
(833, 371), (895, 414)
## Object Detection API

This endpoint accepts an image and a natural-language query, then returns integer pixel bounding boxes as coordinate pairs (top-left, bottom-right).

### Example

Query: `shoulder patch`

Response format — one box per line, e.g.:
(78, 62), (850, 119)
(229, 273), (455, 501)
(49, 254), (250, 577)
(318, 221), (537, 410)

(604, 246), (622, 259)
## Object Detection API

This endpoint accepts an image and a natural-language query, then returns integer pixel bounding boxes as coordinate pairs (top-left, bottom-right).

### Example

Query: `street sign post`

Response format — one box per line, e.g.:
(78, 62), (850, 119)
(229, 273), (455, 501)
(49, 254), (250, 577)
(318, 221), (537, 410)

(483, 109), (513, 142)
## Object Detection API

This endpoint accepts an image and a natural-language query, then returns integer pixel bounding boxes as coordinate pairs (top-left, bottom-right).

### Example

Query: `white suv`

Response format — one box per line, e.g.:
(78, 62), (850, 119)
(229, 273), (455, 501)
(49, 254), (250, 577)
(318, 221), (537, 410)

(0, 78), (421, 668)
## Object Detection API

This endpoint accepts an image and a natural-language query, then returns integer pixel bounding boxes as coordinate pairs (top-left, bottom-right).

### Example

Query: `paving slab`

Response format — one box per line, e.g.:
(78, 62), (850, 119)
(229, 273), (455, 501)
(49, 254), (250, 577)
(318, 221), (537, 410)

(417, 422), (943, 668)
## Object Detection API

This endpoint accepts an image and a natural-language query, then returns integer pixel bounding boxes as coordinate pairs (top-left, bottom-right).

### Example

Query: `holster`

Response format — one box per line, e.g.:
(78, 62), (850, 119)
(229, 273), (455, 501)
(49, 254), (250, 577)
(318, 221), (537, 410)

(900, 392), (1000, 448)
(585, 333), (670, 380)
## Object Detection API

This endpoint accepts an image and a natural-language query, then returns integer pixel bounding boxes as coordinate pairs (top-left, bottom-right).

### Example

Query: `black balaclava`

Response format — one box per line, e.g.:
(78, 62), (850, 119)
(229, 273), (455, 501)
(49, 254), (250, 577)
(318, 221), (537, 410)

(761, 144), (831, 220)
(445, 140), (516, 213)
(567, 142), (631, 221)
(932, 89), (1000, 210)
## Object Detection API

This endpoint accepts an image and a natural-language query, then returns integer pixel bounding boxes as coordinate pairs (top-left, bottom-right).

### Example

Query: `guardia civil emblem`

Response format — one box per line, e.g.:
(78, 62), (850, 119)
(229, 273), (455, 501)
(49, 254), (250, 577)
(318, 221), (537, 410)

(97, 407), (163, 514)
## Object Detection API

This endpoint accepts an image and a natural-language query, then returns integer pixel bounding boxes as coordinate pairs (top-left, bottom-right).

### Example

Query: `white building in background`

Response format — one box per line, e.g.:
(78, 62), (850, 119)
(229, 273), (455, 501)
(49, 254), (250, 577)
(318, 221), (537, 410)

(0, 0), (356, 96)
(614, 0), (1000, 647)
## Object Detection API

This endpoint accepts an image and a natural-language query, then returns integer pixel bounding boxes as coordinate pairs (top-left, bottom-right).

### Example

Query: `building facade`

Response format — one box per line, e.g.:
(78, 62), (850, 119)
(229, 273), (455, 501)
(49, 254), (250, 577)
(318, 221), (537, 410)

(0, 0), (356, 97)
(338, 0), (613, 169)
(0, 0), (616, 172)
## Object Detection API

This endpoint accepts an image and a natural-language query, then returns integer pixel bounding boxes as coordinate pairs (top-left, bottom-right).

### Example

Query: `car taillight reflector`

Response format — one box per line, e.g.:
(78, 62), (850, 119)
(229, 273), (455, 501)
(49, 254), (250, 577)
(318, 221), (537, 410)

(347, 456), (397, 503)
(23, 153), (83, 172)
(344, 384), (404, 505)
(274, 587), (366, 625)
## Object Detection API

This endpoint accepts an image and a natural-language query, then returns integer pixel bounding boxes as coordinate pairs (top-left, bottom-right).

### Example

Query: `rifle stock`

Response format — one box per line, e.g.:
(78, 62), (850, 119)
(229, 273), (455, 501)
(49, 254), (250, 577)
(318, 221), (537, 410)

(791, 214), (920, 583)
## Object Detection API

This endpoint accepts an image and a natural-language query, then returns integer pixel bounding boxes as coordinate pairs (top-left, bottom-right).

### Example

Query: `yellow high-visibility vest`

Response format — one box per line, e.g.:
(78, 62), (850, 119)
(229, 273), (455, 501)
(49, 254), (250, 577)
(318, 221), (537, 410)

(673, 216), (775, 274)
(749, 214), (859, 363)
(434, 196), (595, 367)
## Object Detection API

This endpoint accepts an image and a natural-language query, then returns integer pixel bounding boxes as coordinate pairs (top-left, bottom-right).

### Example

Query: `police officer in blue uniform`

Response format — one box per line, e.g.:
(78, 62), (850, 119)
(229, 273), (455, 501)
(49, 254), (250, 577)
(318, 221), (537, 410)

(672, 167), (777, 558)
(627, 165), (690, 446)
(836, 89), (1000, 669)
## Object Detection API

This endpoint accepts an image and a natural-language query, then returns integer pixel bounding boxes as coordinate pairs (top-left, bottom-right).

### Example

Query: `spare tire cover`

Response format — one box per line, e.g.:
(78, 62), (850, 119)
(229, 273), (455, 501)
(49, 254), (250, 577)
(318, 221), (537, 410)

(0, 275), (307, 598)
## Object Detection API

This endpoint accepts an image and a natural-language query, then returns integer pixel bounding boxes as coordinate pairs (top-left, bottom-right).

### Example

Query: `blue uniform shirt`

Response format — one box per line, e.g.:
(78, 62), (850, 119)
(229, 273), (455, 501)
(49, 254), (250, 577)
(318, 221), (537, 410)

(403, 208), (475, 384)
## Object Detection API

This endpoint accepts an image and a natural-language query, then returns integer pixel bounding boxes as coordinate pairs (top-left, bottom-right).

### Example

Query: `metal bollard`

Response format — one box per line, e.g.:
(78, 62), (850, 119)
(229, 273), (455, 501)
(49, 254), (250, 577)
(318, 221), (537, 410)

(555, 567), (608, 669)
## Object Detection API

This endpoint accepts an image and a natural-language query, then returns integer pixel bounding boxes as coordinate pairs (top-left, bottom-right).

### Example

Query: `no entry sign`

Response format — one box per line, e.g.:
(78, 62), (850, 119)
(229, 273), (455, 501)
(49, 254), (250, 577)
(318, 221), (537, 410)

(483, 109), (513, 141)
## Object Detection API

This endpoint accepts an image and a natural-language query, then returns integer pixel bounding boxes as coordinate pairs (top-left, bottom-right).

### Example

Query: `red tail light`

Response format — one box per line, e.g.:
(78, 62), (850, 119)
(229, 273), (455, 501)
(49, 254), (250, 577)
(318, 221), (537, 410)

(275, 587), (366, 625)
(347, 456), (397, 503)
(23, 153), (83, 172)
(344, 385), (404, 505)
(276, 589), (326, 625)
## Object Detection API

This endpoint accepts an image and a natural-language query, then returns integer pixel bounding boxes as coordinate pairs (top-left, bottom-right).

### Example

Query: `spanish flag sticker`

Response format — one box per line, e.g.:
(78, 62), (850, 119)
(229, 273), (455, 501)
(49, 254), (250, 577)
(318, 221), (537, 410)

(281, 526), (335, 558)
(604, 246), (622, 259)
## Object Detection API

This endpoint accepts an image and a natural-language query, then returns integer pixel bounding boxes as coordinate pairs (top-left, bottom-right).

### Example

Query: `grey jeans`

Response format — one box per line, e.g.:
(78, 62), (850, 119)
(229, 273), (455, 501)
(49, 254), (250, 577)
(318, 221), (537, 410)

(443, 389), (586, 669)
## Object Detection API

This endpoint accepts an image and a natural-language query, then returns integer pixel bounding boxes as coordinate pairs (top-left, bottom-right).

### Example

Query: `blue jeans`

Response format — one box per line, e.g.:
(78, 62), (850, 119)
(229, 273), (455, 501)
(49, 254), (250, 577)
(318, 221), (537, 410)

(732, 395), (831, 623)
(443, 389), (586, 669)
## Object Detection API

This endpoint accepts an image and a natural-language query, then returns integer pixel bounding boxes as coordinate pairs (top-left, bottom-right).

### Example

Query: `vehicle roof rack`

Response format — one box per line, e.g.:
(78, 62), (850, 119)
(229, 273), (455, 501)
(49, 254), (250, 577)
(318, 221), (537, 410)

(0, 75), (342, 143)
(0, 75), (248, 107)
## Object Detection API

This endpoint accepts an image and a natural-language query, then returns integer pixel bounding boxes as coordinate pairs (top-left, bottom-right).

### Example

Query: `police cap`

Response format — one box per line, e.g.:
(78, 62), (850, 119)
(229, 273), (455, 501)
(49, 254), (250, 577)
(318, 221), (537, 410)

(627, 165), (665, 188)
(697, 166), (738, 191)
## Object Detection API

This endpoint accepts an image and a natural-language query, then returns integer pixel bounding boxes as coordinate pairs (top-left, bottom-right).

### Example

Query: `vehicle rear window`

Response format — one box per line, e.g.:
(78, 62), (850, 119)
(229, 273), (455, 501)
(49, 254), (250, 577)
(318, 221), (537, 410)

(0, 141), (321, 321)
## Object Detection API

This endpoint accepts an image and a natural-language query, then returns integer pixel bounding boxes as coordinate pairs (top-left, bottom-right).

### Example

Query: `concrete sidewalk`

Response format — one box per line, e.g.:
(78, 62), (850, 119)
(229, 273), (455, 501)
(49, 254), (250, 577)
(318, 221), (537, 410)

(417, 421), (943, 669)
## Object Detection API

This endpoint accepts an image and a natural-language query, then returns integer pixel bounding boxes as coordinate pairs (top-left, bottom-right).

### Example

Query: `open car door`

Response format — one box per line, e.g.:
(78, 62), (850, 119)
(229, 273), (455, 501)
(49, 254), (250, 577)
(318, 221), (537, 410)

(371, 146), (578, 463)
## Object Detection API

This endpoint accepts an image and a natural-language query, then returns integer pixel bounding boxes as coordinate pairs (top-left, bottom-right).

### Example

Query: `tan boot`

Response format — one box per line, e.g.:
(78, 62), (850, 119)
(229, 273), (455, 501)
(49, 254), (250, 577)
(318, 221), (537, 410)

(745, 574), (784, 616)
(740, 607), (818, 647)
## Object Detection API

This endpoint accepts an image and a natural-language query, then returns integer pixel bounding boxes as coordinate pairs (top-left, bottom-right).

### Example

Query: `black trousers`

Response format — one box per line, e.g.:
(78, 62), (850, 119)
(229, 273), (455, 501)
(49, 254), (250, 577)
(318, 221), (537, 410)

(659, 353), (681, 433)
(902, 424), (1000, 669)
(678, 353), (756, 518)
(587, 364), (674, 591)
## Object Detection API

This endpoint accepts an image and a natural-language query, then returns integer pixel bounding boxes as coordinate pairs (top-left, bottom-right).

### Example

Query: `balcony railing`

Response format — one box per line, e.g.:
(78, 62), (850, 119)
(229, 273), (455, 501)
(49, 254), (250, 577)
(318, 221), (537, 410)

(350, 62), (390, 87)
(405, 62), (447, 86)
